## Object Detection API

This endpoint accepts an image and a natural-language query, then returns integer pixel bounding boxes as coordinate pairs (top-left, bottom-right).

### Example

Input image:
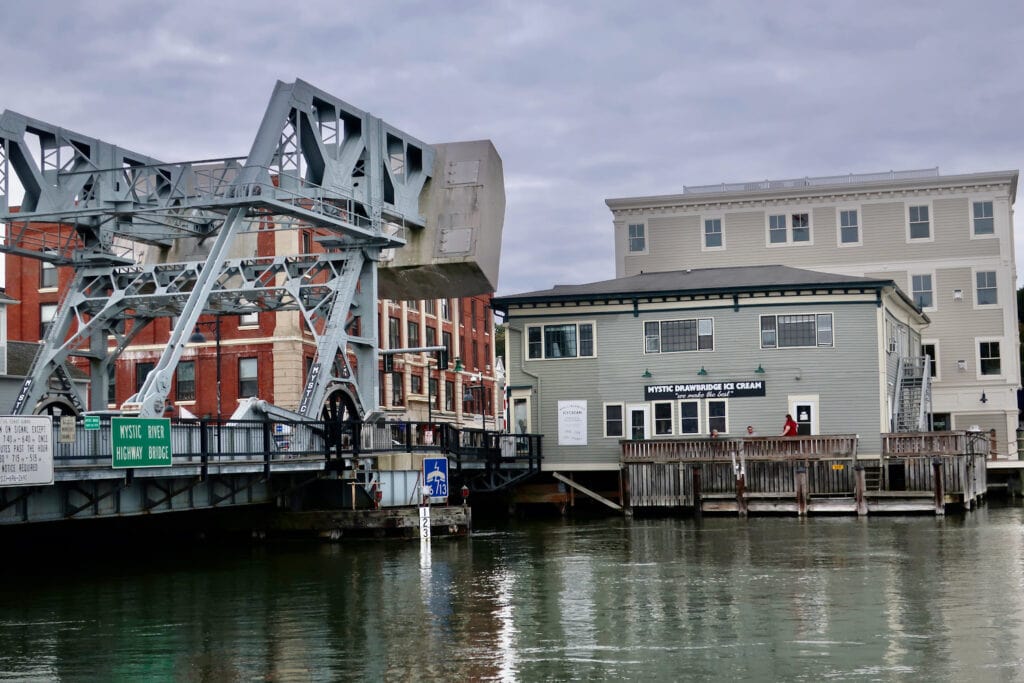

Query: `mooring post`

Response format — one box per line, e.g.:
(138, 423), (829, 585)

(795, 464), (808, 516)
(692, 465), (702, 518)
(736, 471), (747, 517)
(854, 464), (867, 516)
(932, 457), (945, 516)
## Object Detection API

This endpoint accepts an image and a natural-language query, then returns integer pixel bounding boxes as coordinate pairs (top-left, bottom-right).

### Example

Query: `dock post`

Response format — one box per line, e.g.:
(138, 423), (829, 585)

(795, 464), (808, 516)
(932, 457), (945, 516)
(854, 464), (867, 516)
(736, 471), (747, 517)
(692, 465), (702, 518)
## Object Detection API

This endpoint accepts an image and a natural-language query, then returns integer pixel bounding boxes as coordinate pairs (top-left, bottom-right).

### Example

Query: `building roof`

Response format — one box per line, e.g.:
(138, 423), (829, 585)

(605, 168), (1019, 210)
(493, 264), (925, 318)
(5, 341), (88, 379)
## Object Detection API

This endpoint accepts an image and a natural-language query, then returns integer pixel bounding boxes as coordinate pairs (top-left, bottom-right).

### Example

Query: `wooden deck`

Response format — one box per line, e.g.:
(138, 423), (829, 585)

(622, 432), (988, 516)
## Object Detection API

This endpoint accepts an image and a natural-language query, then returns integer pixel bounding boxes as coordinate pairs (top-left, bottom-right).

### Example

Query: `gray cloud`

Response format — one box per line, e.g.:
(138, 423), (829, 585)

(3, 0), (1022, 294)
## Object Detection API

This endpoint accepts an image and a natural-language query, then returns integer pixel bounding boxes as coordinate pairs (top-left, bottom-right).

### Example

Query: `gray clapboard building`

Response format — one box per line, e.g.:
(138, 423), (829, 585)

(607, 169), (1019, 455)
(493, 265), (927, 473)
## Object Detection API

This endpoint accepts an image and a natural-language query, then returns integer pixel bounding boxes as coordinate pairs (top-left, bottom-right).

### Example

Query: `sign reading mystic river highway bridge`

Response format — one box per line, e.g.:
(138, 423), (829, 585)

(111, 417), (173, 468)
(644, 380), (767, 401)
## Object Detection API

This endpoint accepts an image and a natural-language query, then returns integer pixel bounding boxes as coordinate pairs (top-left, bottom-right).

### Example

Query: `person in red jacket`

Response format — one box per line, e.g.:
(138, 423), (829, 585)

(782, 414), (798, 436)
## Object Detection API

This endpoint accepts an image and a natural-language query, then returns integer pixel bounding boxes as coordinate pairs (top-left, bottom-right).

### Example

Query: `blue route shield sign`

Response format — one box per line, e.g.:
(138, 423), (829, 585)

(423, 457), (449, 499)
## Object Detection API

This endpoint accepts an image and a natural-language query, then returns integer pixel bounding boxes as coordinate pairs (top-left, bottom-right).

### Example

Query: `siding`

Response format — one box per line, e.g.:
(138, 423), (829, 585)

(506, 296), (890, 470)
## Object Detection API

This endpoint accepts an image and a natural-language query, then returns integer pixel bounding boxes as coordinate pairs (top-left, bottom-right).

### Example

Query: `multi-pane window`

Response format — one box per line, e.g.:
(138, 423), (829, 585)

(442, 331), (452, 361)
(679, 401), (700, 434)
(425, 325), (437, 348)
(761, 314), (833, 348)
(654, 402), (673, 435)
(839, 209), (859, 244)
(628, 223), (646, 252)
(909, 205), (930, 239)
(411, 374), (423, 395)
(604, 404), (624, 438)
(980, 341), (1001, 375)
(405, 300), (418, 311)
(645, 318), (713, 353)
(429, 378), (439, 408)
(39, 303), (57, 339)
(922, 343), (937, 378)
(707, 400), (728, 433)
(441, 298), (451, 320)
(40, 258), (57, 289)
(704, 218), (723, 249)
(973, 201), (994, 235)
(769, 214), (787, 244)
(136, 361), (155, 393)
(976, 271), (997, 305)
(391, 372), (404, 405)
(526, 322), (595, 359)
(407, 320), (420, 347)
(791, 213), (810, 242)
(239, 311), (259, 326)
(176, 361), (196, 402)
(107, 365), (117, 405)
(388, 317), (401, 348)
(912, 274), (934, 309)
(424, 299), (436, 316)
(239, 358), (258, 397)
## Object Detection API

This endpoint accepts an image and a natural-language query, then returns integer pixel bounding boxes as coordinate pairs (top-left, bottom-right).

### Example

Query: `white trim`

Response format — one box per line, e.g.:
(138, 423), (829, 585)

(969, 197), (997, 240)
(921, 338), (941, 382)
(908, 270), (937, 312)
(906, 200), (934, 243)
(677, 398), (702, 435)
(602, 401), (624, 438)
(788, 394), (820, 435)
(643, 316), (715, 354)
(971, 266), (1000, 310)
(701, 214), (726, 252)
(765, 209), (814, 247)
(705, 397), (730, 435)
(975, 336), (1004, 379)
(759, 312), (835, 349)
(652, 400), (675, 436)
(627, 404), (650, 440)
(835, 205), (862, 247)
(524, 320), (598, 360)
(626, 220), (649, 255)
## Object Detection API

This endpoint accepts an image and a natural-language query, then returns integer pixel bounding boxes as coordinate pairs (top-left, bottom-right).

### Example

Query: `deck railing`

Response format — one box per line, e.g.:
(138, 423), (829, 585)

(621, 434), (859, 463)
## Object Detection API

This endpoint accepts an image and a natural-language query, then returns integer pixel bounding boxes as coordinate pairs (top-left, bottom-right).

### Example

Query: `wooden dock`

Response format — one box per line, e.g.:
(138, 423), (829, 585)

(623, 433), (988, 516)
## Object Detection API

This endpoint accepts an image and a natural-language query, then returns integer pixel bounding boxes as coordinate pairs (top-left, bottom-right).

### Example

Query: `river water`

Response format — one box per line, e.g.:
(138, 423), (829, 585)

(2, 505), (1023, 682)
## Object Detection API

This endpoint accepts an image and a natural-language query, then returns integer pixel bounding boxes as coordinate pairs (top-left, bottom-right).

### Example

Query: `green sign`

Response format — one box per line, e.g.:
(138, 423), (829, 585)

(84, 415), (101, 431)
(111, 417), (172, 468)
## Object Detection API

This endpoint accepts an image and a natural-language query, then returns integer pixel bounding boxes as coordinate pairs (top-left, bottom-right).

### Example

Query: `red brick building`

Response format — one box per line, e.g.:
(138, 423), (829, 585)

(4, 224), (498, 427)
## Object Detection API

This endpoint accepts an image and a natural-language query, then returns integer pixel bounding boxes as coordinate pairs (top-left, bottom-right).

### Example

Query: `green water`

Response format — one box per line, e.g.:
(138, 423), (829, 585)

(2, 506), (1023, 681)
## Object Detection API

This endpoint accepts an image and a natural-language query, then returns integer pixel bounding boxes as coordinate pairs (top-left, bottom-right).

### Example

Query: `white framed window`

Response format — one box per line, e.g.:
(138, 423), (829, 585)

(239, 311), (259, 327)
(702, 217), (724, 251)
(239, 357), (259, 397)
(525, 321), (596, 360)
(678, 400), (701, 435)
(653, 401), (674, 435)
(644, 318), (713, 353)
(978, 339), (1002, 377)
(910, 273), (935, 310)
(40, 252), (58, 289)
(604, 403), (624, 438)
(972, 200), (994, 236)
(974, 270), (998, 307)
(766, 212), (812, 246)
(707, 399), (728, 434)
(837, 208), (861, 246)
(40, 303), (58, 339)
(761, 313), (833, 349)
(441, 298), (451, 320)
(627, 404), (650, 440)
(627, 222), (647, 253)
(907, 203), (932, 241)
(922, 340), (939, 380)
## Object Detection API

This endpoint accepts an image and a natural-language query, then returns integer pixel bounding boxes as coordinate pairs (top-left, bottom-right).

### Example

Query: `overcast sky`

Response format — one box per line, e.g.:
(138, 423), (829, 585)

(2, 1), (1022, 295)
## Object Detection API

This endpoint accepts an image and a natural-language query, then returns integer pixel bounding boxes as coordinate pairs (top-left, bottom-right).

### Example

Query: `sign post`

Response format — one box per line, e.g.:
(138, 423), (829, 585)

(111, 417), (173, 468)
(0, 416), (54, 487)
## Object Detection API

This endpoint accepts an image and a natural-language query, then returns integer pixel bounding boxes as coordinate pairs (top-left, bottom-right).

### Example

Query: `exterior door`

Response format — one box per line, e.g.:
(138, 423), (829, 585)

(789, 395), (819, 435)
(628, 405), (649, 440)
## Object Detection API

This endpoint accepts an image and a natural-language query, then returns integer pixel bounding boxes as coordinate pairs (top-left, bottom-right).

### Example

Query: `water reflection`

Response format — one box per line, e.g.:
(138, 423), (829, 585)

(0, 507), (1022, 681)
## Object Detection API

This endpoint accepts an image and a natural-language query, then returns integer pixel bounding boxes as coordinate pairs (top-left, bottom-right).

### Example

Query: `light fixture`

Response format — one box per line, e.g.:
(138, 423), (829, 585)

(642, 369), (652, 379)
(697, 366), (708, 376)
(755, 364), (765, 374)
(980, 392), (988, 404)
(453, 357), (464, 373)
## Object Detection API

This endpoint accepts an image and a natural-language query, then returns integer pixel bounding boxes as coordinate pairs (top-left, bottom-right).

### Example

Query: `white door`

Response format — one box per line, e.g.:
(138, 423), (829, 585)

(789, 394), (819, 435)
(628, 405), (650, 440)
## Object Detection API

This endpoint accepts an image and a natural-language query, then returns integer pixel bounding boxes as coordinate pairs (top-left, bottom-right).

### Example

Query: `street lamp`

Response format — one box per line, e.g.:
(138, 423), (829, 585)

(463, 374), (487, 432)
(189, 317), (222, 452)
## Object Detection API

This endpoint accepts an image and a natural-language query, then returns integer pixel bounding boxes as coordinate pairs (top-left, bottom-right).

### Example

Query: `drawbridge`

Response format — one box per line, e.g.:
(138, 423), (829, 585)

(0, 79), (504, 425)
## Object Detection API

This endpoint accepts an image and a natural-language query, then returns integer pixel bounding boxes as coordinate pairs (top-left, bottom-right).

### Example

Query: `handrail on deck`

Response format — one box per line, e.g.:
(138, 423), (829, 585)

(621, 434), (858, 463)
(882, 431), (990, 457)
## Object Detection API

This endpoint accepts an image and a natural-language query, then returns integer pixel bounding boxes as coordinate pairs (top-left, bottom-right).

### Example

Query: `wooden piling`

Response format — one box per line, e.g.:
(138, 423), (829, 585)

(692, 465), (702, 518)
(795, 464), (808, 516)
(854, 465), (868, 516)
(932, 457), (945, 516)
(736, 471), (747, 517)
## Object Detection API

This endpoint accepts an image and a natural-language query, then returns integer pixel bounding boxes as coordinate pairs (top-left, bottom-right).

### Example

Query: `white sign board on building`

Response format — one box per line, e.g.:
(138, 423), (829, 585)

(0, 415), (54, 487)
(557, 400), (587, 446)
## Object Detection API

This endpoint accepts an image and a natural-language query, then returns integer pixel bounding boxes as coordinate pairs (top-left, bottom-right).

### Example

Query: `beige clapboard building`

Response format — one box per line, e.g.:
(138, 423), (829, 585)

(607, 169), (1020, 456)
